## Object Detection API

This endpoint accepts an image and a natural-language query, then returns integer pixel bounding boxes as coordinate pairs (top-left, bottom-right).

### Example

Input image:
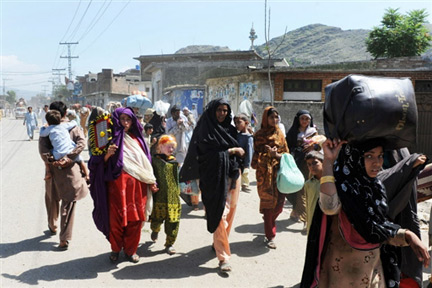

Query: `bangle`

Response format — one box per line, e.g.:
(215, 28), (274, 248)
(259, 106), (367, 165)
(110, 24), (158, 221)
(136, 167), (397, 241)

(320, 176), (335, 185)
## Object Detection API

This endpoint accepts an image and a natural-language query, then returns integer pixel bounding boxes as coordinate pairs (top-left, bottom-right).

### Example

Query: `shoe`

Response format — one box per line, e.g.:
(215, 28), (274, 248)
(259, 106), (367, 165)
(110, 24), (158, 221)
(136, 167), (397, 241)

(125, 253), (140, 263)
(192, 204), (199, 211)
(58, 240), (69, 250)
(48, 225), (57, 235)
(109, 251), (119, 263)
(151, 231), (158, 242)
(166, 245), (176, 255)
(241, 185), (251, 192)
(219, 261), (232, 273)
(266, 239), (276, 249)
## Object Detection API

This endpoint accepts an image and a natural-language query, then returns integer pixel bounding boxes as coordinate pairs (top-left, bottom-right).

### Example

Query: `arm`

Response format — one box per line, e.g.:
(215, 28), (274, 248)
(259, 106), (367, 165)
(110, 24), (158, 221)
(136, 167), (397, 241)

(318, 139), (346, 215)
(386, 229), (430, 268)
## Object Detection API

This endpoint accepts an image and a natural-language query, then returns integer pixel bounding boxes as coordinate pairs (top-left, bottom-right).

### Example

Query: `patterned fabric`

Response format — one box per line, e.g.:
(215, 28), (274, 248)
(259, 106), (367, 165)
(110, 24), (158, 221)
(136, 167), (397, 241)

(251, 106), (289, 212)
(151, 155), (181, 223)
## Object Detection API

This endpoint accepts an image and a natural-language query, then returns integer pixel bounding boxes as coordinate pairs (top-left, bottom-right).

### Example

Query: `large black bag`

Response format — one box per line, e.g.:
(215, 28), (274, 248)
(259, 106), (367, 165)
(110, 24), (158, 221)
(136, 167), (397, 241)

(324, 74), (418, 149)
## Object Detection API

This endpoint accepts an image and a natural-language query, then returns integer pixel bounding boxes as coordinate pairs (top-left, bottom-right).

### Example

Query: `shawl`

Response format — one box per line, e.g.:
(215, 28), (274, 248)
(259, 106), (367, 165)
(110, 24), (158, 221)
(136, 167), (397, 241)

(180, 98), (240, 233)
(252, 106), (289, 212)
(379, 150), (428, 287)
(286, 109), (315, 151)
(301, 140), (402, 288)
(89, 107), (152, 239)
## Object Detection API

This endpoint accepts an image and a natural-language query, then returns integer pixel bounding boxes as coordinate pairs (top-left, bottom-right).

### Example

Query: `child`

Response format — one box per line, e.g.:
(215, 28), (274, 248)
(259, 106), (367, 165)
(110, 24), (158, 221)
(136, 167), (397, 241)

(303, 150), (324, 234)
(143, 123), (155, 147)
(150, 135), (181, 255)
(40, 110), (89, 182)
(234, 113), (254, 192)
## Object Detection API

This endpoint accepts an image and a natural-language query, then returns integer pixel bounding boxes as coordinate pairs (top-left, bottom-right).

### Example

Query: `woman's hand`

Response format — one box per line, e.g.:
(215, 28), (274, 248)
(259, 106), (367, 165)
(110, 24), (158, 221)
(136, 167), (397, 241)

(322, 138), (346, 162)
(265, 145), (281, 159)
(150, 183), (159, 193)
(302, 143), (315, 153)
(230, 147), (245, 158)
(104, 144), (118, 162)
(405, 230), (430, 268)
(413, 155), (427, 168)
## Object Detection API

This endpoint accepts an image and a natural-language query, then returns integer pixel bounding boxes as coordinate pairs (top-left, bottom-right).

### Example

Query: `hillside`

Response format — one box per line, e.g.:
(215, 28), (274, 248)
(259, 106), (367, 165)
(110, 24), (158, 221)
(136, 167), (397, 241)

(176, 23), (432, 67)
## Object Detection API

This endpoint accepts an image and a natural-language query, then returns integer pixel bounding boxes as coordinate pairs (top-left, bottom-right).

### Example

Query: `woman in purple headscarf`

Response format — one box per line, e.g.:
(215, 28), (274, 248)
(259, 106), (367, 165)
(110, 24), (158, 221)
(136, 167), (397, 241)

(89, 107), (157, 263)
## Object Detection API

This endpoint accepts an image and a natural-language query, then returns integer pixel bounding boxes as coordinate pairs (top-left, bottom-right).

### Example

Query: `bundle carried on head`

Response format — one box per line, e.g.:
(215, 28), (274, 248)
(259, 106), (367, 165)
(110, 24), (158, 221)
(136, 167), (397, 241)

(324, 74), (417, 149)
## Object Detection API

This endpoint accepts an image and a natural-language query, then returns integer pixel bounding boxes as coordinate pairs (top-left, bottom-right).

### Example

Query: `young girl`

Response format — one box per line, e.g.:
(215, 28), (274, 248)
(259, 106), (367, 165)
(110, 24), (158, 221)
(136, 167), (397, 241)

(234, 113), (254, 192)
(252, 107), (289, 249)
(150, 135), (182, 255)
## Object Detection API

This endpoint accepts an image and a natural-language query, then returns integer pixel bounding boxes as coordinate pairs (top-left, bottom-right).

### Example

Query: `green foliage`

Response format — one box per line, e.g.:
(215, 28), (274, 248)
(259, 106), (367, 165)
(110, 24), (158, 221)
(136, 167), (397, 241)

(366, 8), (432, 58)
(6, 90), (16, 104)
(52, 85), (72, 105)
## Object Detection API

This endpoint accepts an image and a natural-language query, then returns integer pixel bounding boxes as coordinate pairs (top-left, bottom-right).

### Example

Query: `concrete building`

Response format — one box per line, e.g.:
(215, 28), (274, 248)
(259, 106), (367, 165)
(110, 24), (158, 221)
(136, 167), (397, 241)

(78, 68), (151, 109)
(134, 51), (287, 115)
(206, 56), (432, 157)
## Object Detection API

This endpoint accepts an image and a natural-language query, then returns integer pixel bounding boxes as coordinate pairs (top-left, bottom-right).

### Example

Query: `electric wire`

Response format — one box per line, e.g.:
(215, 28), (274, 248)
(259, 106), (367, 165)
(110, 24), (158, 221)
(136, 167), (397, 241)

(66, 0), (93, 42)
(77, 0), (112, 42)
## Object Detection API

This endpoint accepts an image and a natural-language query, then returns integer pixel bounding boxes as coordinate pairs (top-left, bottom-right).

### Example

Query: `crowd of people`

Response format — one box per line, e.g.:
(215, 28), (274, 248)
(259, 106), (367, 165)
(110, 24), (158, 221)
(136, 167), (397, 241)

(32, 97), (431, 287)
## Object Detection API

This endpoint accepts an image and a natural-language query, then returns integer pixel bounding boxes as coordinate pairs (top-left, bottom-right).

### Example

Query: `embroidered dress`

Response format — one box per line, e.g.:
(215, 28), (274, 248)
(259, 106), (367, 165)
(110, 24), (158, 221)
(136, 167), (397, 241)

(150, 154), (181, 246)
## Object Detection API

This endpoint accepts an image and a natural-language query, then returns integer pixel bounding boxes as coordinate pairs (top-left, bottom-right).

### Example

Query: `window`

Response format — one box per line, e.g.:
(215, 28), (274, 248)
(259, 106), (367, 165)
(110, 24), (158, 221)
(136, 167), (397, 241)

(415, 80), (432, 93)
(283, 79), (322, 101)
(284, 80), (322, 92)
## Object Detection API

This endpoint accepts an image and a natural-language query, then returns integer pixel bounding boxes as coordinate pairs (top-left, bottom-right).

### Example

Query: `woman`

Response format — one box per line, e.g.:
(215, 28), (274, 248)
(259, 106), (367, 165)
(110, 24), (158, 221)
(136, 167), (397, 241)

(251, 107), (289, 249)
(301, 138), (429, 287)
(89, 107), (157, 263)
(285, 110), (320, 226)
(180, 98), (244, 273)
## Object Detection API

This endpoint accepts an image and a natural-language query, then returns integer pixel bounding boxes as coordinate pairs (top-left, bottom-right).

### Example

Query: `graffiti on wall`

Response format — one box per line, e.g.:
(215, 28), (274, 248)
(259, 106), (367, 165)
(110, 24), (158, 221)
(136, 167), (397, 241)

(208, 83), (236, 103)
(239, 82), (259, 101)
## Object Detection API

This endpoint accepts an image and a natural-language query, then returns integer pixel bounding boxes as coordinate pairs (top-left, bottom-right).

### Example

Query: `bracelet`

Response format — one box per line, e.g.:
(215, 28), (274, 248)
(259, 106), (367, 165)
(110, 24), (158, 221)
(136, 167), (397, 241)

(320, 175), (335, 185)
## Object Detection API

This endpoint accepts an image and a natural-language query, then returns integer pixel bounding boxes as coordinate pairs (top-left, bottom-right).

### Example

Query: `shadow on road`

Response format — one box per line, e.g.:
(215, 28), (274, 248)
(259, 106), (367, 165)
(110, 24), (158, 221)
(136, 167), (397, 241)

(2, 254), (117, 285)
(0, 232), (56, 259)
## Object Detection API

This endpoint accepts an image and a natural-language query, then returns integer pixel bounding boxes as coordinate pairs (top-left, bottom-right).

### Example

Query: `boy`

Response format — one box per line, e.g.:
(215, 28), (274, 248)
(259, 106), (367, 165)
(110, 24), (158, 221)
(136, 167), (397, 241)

(144, 123), (156, 148)
(40, 110), (89, 182)
(304, 150), (324, 234)
(234, 113), (254, 192)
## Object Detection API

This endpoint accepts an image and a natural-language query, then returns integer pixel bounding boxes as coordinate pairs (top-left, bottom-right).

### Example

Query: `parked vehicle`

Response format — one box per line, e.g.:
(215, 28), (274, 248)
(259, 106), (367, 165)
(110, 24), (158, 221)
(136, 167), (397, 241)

(15, 98), (27, 119)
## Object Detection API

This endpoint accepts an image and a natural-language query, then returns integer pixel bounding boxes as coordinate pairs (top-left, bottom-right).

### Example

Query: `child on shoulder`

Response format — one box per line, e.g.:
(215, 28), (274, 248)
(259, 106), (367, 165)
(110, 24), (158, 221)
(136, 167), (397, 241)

(40, 110), (89, 182)
(150, 135), (181, 255)
(234, 113), (254, 192)
(304, 150), (324, 234)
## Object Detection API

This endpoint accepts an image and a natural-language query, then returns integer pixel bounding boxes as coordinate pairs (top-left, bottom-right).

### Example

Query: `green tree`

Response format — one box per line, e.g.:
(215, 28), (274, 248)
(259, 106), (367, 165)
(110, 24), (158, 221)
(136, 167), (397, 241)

(366, 8), (432, 58)
(5, 90), (16, 104)
(52, 85), (72, 105)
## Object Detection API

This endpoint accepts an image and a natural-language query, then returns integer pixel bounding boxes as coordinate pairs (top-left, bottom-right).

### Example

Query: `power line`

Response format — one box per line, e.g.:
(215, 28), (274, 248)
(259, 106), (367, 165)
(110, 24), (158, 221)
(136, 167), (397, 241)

(78, 0), (131, 55)
(60, 0), (82, 43)
(67, 0), (93, 42)
(78, 0), (112, 42)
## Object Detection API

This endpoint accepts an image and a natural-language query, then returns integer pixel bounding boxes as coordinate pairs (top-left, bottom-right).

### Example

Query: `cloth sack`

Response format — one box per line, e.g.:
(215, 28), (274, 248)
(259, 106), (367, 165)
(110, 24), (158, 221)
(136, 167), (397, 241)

(324, 74), (418, 150)
(180, 180), (200, 196)
(277, 153), (305, 194)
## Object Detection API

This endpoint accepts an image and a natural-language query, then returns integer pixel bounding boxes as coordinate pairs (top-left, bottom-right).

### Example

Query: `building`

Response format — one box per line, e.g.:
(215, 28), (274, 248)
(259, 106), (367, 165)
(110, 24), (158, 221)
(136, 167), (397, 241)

(77, 68), (151, 109)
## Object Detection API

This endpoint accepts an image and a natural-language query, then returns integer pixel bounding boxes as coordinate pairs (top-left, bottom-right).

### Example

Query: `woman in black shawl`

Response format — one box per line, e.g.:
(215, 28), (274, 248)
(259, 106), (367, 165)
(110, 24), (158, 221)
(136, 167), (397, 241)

(180, 98), (244, 273)
(301, 138), (429, 288)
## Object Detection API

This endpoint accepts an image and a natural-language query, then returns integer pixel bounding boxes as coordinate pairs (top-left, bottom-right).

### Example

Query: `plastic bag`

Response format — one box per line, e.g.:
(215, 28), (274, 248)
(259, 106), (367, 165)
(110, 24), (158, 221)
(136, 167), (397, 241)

(277, 153), (305, 194)
(153, 100), (170, 116)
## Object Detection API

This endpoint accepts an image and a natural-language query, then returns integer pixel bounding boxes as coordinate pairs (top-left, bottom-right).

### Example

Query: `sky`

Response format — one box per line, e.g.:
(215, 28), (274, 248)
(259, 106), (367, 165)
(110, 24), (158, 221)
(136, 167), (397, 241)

(1, 0), (431, 97)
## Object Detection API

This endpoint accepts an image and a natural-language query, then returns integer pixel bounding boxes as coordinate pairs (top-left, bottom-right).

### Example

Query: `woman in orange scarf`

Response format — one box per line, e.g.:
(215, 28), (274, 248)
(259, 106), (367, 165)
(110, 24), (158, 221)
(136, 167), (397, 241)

(251, 107), (289, 249)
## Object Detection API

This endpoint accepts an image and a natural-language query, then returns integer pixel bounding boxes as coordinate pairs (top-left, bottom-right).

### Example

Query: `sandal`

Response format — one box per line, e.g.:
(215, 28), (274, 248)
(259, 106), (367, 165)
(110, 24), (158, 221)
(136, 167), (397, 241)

(48, 225), (57, 235)
(58, 240), (69, 251)
(166, 245), (176, 255)
(125, 253), (140, 263)
(266, 239), (276, 249)
(219, 261), (232, 273)
(109, 251), (119, 263)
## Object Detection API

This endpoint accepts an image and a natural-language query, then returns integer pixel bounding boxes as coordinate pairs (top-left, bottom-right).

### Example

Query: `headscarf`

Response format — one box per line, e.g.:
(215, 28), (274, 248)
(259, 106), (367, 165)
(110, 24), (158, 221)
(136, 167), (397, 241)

(252, 106), (289, 211)
(88, 107), (151, 239)
(301, 138), (401, 288)
(180, 98), (240, 233)
(286, 109), (315, 151)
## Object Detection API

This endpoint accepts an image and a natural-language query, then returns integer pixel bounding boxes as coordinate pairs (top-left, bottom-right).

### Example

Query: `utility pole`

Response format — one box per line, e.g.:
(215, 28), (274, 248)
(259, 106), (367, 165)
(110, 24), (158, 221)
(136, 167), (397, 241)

(52, 69), (66, 85)
(41, 85), (48, 97)
(59, 42), (79, 81)
(2, 78), (12, 95)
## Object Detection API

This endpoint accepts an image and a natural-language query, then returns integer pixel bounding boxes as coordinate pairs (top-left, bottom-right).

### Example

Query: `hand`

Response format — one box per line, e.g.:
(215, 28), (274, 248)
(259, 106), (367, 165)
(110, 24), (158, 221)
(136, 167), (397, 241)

(322, 138), (347, 162)
(52, 157), (72, 168)
(413, 155), (427, 168)
(233, 147), (245, 158)
(406, 230), (430, 268)
(150, 183), (159, 193)
(106, 144), (118, 158)
(302, 143), (315, 153)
